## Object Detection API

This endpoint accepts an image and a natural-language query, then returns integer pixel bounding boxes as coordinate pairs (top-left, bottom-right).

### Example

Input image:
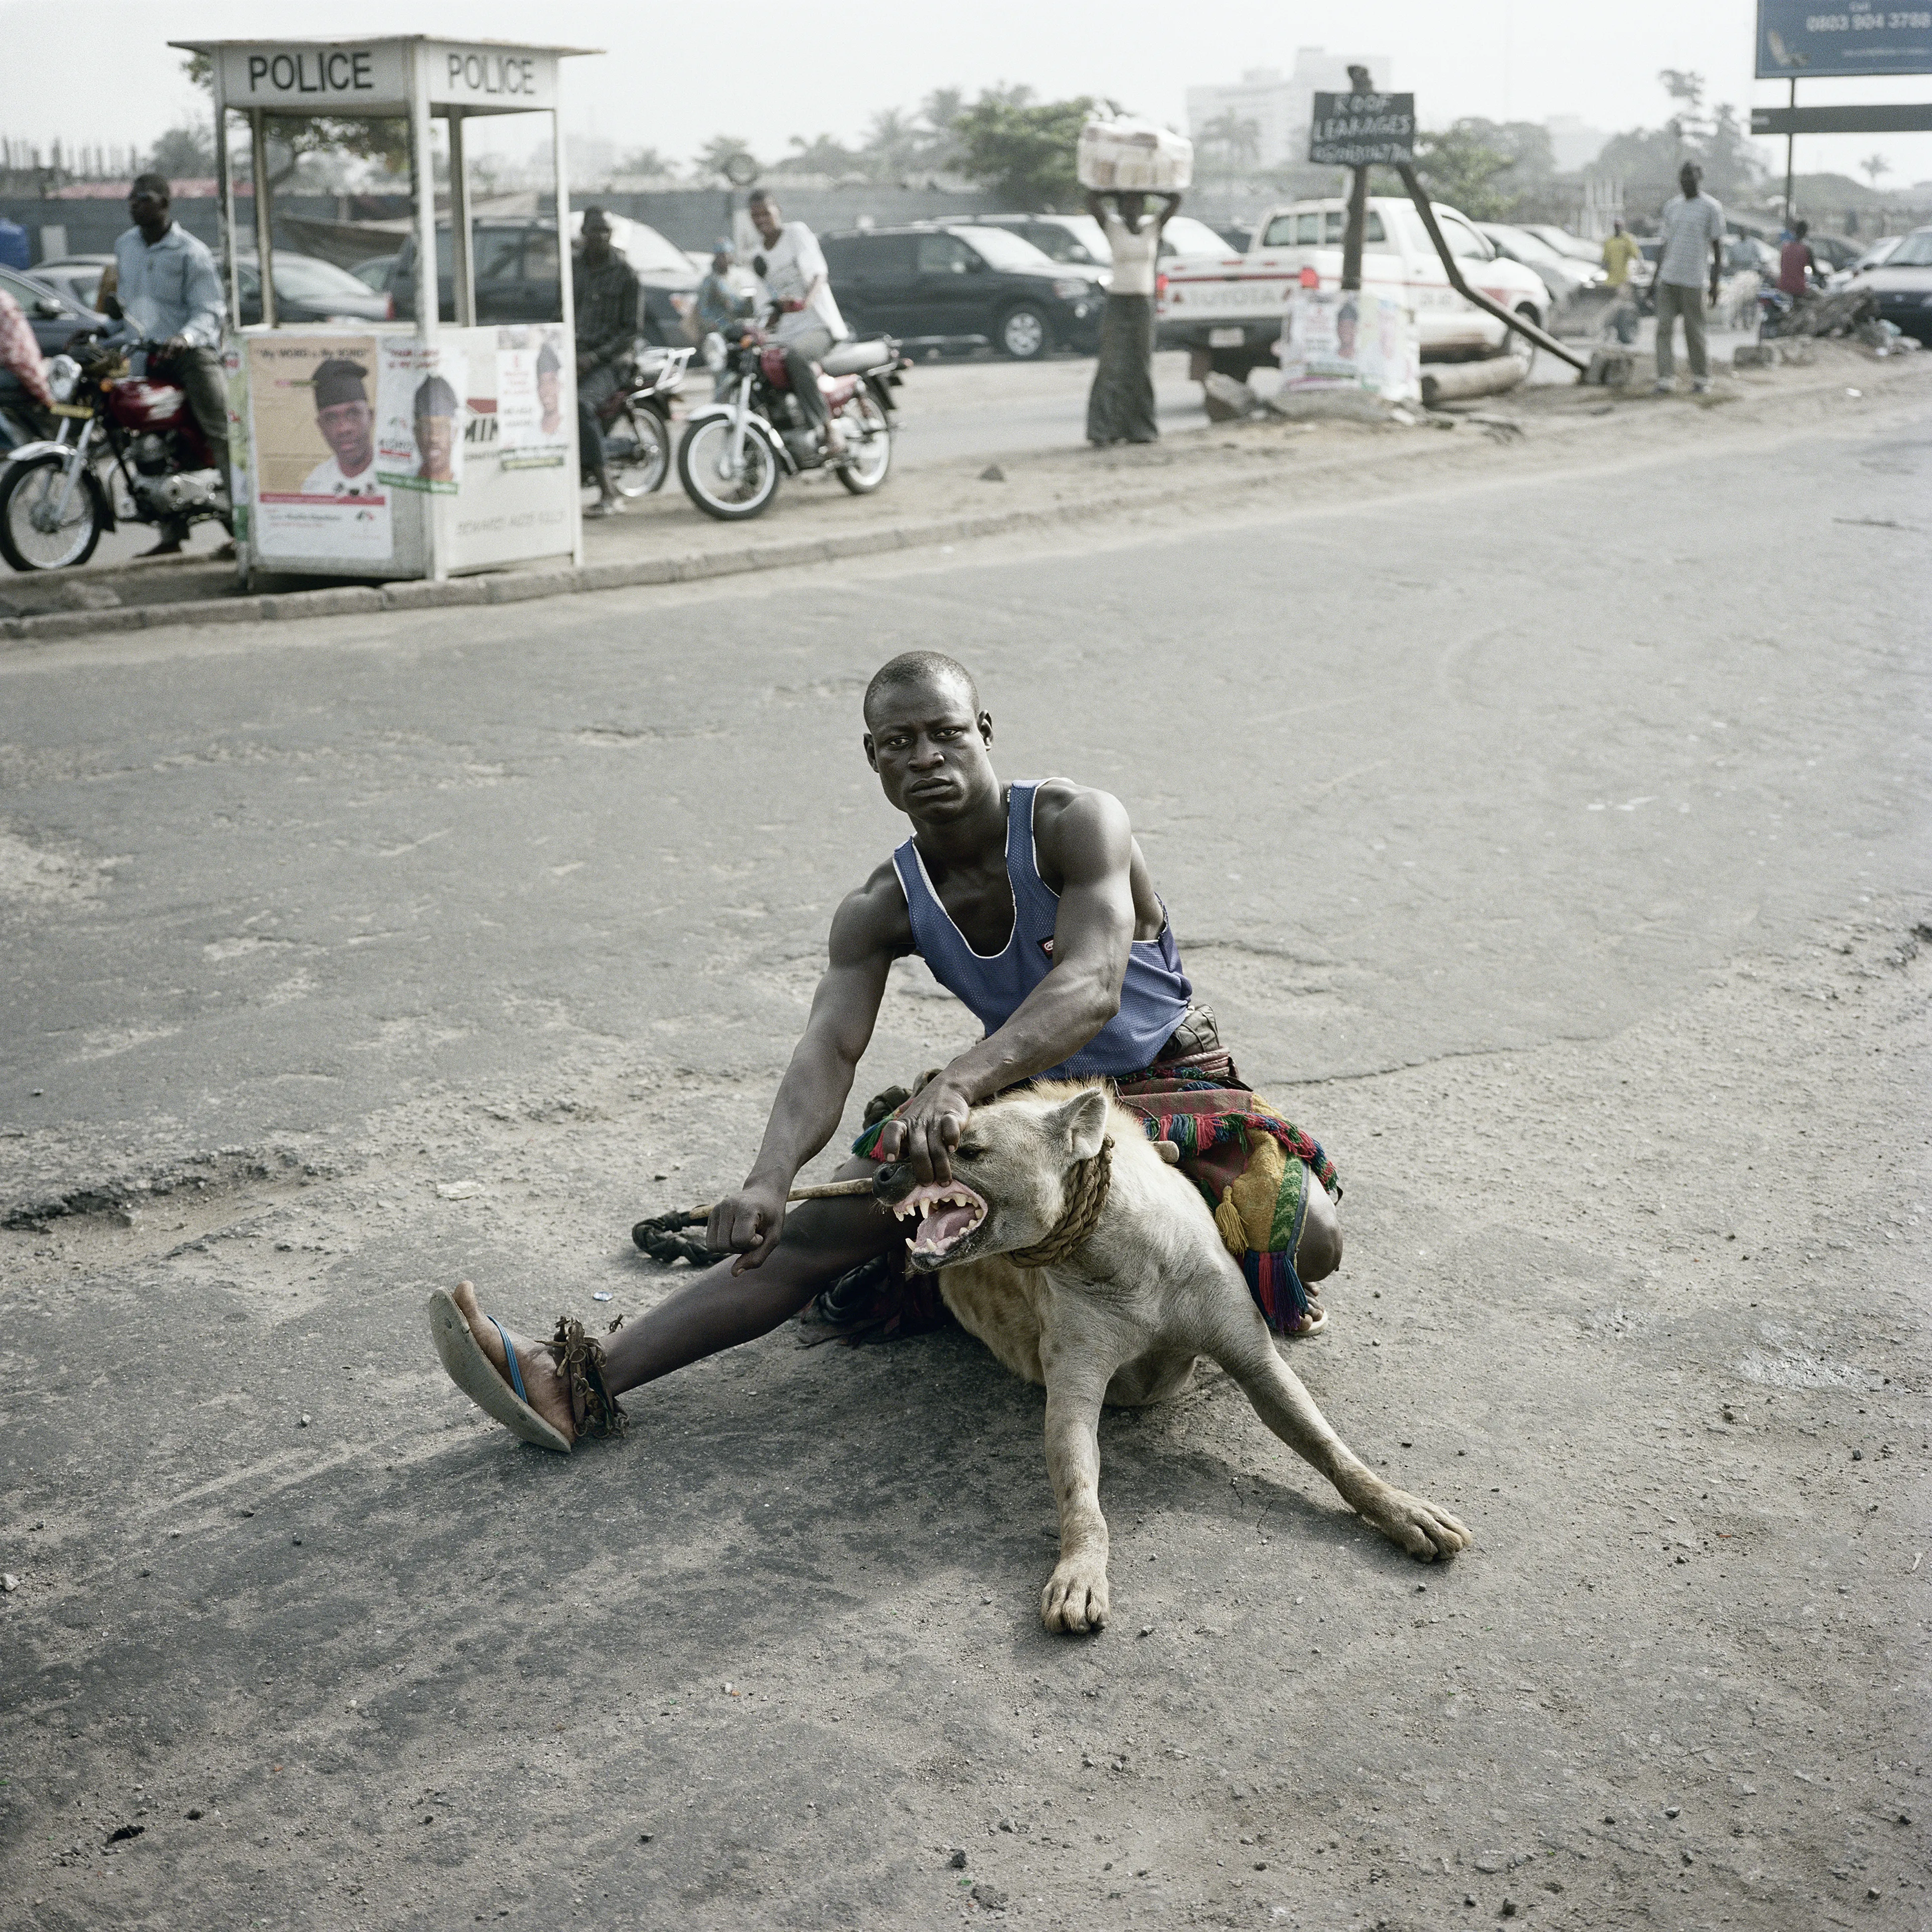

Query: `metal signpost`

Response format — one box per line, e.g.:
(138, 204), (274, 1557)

(1752, 2), (1932, 219)
(174, 35), (596, 588)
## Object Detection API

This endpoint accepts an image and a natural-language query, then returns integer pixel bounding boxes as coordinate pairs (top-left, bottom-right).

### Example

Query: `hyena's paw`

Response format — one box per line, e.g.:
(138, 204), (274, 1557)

(1357, 1482), (1472, 1562)
(1040, 1552), (1110, 1634)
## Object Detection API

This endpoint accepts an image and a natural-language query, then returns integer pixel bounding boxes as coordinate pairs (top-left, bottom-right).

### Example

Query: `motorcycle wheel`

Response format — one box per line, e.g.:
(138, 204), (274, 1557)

(603, 403), (670, 498)
(677, 417), (780, 522)
(834, 393), (893, 497)
(0, 454), (106, 572)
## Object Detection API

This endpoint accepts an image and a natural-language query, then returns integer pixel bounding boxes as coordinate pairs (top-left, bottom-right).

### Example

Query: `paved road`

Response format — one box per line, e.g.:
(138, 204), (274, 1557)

(2, 384), (1926, 1930)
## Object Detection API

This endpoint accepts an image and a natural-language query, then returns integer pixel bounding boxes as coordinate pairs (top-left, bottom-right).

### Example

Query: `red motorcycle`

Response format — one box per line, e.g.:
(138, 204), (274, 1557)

(0, 334), (229, 572)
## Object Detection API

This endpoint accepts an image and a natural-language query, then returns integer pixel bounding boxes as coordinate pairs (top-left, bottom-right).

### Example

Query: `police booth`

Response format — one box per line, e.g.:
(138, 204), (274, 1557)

(177, 36), (593, 585)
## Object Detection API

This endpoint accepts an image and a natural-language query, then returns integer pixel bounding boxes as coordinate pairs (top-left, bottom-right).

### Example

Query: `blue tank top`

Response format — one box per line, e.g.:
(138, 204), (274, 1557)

(892, 779), (1192, 1080)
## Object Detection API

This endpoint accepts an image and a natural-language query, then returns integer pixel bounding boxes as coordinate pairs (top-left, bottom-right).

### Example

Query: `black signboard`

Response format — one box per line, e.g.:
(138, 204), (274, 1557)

(1309, 92), (1417, 167)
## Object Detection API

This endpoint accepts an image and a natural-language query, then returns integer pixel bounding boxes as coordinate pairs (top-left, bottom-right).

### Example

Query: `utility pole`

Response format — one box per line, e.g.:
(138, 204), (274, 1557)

(1341, 63), (1373, 291)
(1784, 76), (1797, 227)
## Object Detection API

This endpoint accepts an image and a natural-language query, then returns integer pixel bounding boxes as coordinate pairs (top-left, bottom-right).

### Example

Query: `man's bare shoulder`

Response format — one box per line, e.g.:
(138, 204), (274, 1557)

(828, 855), (915, 964)
(1032, 778), (1134, 865)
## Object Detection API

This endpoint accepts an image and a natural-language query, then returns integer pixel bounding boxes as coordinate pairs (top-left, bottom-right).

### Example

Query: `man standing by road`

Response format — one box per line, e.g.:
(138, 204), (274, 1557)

(1651, 161), (1725, 395)
(113, 172), (229, 547)
(572, 207), (638, 518)
(1601, 218), (1641, 290)
(432, 652), (1343, 1449)
(748, 190), (850, 462)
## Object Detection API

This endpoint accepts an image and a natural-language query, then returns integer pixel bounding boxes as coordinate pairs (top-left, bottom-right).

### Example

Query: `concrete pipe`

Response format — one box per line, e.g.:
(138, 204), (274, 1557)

(1420, 357), (1530, 408)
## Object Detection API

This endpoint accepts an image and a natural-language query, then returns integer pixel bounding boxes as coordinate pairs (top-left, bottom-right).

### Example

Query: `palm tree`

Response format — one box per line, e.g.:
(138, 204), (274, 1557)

(1861, 151), (1891, 189)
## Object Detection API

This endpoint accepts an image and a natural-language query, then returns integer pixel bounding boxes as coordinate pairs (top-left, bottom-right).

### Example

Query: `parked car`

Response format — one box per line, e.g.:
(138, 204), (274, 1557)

(390, 212), (699, 340)
(1848, 225), (1932, 344)
(233, 252), (392, 326)
(347, 253), (399, 293)
(1722, 234), (1779, 282)
(28, 254), (116, 314)
(1850, 234), (1903, 274)
(1475, 222), (1600, 307)
(818, 224), (1102, 359)
(1518, 222), (1605, 267)
(1807, 233), (1862, 273)
(975, 211), (1238, 273)
(0, 262), (111, 355)
(1158, 196), (1553, 376)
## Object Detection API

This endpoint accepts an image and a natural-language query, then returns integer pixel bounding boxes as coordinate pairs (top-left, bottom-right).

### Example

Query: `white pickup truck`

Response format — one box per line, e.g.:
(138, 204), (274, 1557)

(1157, 195), (1553, 378)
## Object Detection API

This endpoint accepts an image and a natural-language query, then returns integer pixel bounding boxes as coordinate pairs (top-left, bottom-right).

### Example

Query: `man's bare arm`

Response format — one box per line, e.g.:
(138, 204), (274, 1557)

(880, 787), (1137, 1182)
(706, 864), (908, 1271)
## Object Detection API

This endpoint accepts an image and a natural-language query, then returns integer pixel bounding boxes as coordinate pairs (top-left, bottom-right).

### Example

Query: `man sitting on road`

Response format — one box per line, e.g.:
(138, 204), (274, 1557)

(747, 189), (850, 462)
(435, 653), (1343, 1449)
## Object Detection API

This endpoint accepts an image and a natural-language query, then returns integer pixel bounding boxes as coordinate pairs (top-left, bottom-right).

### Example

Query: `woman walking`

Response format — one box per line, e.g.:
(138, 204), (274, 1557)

(1085, 188), (1181, 446)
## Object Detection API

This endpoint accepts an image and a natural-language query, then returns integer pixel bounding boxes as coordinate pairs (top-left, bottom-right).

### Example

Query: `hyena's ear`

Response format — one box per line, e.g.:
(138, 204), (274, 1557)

(1049, 1087), (1111, 1163)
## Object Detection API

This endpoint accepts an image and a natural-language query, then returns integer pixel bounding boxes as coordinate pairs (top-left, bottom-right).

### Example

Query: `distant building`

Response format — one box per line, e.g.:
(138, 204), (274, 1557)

(1545, 116), (1609, 175)
(1186, 49), (1395, 171)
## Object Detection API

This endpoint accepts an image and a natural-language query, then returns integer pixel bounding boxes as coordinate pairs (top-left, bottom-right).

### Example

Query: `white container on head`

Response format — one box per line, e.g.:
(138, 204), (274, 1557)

(1077, 118), (1193, 193)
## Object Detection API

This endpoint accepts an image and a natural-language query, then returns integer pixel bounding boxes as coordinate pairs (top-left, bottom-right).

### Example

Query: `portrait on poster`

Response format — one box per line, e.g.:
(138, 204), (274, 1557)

(495, 324), (571, 470)
(244, 335), (393, 559)
(1277, 290), (1420, 402)
(376, 337), (468, 494)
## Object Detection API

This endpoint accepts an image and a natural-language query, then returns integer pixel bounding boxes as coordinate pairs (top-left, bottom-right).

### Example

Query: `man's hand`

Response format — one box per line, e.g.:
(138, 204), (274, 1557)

(163, 333), (191, 353)
(706, 1177), (789, 1274)
(877, 1075), (973, 1184)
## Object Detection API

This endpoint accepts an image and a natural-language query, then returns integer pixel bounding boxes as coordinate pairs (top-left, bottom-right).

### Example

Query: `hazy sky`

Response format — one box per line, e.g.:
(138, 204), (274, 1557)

(3, 0), (1926, 190)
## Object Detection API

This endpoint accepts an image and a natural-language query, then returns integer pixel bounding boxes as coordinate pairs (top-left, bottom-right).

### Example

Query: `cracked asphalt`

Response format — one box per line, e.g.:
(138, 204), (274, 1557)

(1, 373), (1928, 1932)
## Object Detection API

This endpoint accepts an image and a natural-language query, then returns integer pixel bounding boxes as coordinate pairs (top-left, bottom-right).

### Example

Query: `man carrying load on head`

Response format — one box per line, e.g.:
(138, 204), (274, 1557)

(431, 652), (1343, 1452)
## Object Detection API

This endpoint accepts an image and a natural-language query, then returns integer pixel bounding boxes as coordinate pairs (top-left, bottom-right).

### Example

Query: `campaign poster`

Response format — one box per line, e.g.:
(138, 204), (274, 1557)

(1277, 290), (1421, 403)
(245, 335), (393, 560)
(376, 336), (468, 495)
(494, 324), (571, 471)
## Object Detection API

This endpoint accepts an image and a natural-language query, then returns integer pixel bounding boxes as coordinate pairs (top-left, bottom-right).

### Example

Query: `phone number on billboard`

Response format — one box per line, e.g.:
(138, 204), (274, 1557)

(1804, 11), (1931, 27)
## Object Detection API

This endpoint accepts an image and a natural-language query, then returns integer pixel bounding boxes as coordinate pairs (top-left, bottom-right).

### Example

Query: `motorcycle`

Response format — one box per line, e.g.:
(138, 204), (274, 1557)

(676, 320), (905, 522)
(0, 334), (228, 573)
(585, 342), (692, 500)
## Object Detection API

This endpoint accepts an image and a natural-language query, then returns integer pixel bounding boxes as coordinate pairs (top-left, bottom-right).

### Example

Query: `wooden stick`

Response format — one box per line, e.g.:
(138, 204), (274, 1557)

(653, 1176), (878, 1229)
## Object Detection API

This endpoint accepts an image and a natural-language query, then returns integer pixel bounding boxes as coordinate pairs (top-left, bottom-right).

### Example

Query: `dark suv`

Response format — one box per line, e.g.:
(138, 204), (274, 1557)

(819, 225), (1101, 359)
(391, 217), (699, 341)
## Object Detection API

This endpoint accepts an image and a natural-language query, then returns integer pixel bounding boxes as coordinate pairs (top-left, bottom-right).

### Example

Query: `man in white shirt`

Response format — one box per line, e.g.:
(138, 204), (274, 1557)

(300, 358), (381, 496)
(748, 191), (851, 459)
(1651, 161), (1726, 394)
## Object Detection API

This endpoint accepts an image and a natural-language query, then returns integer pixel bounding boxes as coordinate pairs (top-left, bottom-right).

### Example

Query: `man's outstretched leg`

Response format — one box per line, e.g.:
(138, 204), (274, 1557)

(436, 1159), (898, 1449)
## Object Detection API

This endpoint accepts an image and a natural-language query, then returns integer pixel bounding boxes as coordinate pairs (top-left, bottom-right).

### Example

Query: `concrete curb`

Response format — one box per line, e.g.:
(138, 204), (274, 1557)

(3, 356), (1925, 649)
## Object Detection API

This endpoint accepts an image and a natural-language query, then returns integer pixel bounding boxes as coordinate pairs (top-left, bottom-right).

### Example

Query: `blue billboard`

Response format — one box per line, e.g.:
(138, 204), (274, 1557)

(1757, 0), (1932, 77)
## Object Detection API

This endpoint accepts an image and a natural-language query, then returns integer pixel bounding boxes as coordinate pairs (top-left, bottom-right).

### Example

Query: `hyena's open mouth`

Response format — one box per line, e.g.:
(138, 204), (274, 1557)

(890, 1180), (989, 1265)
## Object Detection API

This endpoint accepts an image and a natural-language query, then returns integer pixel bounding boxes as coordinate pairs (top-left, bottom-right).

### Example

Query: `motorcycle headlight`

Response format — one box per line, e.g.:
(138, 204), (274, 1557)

(46, 355), (79, 403)
(1052, 279), (1089, 302)
(701, 331), (727, 373)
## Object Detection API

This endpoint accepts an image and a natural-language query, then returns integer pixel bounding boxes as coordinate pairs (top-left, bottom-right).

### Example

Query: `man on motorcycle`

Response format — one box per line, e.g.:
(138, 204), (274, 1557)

(572, 207), (639, 518)
(111, 173), (228, 547)
(747, 191), (850, 462)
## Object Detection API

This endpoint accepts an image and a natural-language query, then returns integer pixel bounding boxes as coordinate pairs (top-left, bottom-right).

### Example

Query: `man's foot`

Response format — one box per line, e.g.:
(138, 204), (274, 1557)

(1651, 379), (1672, 394)
(1692, 377), (1711, 394)
(450, 1281), (577, 1444)
(142, 530), (186, 557)
(585, 496), (622, 519)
